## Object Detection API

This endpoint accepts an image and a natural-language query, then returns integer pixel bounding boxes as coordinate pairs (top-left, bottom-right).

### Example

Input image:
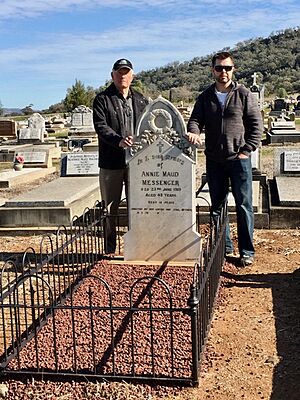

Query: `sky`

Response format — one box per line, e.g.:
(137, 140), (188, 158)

(0, 1), (299, 110)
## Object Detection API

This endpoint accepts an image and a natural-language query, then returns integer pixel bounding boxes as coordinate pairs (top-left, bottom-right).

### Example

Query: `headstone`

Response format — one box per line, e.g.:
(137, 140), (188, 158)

(16, 148), (51, 168)
(127, 96), (194, 162)
(267, 114), (300, 144)
(250, 72), (264, 111)
(0, 120), (17, 140)
(19, 128), (43, 142)
(272, 147), (300, 209)
(273, 148), (300, 177)
(124, 97), (200, 262)
(61, 152), (99, 176)
(28, 113), (46, 132)
(18, 113), (46, 143)
(69, 105), (95, 137)
(269, 98), (289, 117)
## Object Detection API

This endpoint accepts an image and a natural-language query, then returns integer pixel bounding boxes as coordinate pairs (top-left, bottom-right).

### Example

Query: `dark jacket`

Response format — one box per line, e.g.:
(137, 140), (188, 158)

(187, 82), (263, 162)
(93, 83), (149, 169)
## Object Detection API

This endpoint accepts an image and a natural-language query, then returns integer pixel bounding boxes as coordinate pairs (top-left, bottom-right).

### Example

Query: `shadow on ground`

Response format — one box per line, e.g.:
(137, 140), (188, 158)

(222, 268), (300, 400)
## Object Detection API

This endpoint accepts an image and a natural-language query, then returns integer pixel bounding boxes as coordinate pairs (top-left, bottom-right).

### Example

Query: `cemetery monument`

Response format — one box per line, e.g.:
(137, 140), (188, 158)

(123, 97), (201, 262)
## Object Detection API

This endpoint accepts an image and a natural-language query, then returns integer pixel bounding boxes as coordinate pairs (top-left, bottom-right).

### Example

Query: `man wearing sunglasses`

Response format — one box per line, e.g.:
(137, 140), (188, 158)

(93, 58), (149, 255)
(187, 51), (263, 267)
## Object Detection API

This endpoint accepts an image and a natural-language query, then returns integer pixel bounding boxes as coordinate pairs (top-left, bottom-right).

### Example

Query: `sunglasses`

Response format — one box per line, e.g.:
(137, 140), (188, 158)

(214, 65), (234, 72)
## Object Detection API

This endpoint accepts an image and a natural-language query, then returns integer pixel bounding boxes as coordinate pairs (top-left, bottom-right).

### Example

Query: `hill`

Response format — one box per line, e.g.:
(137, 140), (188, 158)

(136, 27), (300, 102)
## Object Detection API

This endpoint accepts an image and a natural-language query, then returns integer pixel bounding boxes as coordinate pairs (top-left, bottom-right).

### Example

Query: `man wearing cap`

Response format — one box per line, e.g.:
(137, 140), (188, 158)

(93, 58), (149, 255)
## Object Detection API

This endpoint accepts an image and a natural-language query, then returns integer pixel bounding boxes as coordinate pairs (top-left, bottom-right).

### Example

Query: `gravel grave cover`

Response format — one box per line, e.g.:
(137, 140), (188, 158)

(7, 260), (195, 381)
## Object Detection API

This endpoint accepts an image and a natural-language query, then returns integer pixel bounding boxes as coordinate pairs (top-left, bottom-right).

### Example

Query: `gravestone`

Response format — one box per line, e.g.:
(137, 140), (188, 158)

(250, 72), (264, 111)
(69, 105), (95, 137)
(16, 149), (51, 168)
(124, 97), (200, 262)
(0, 120), (17, 140)
(269, 147), (300, 228)
(269, 98), (289, 117)
(267, 115), (300, 144)
(61, 152), (99, 176)
(18, 113), (46, 143)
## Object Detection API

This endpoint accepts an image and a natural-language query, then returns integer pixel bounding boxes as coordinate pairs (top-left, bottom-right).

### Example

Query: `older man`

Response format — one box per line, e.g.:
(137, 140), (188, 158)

(93, 59), (149, 254)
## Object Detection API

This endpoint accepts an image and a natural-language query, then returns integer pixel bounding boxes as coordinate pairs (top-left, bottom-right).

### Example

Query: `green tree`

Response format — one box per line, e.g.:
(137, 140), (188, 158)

(63, 79), (96, 111)
(47, 102), (66, 114)
(277, 87), (287, 98)
(21, 104), (34, 115)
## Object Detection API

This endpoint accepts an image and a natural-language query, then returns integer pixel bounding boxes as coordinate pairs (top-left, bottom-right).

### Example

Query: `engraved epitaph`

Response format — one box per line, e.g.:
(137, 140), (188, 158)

(124, 137), (200, 262)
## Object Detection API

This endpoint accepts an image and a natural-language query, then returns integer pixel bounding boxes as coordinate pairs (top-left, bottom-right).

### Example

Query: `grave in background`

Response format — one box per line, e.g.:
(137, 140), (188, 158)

(0, 167), (56, 189)
(269, 98), (290, 117)
(0, 151), (99, 228)
(267, 113), (300, 144)
(269, 147), (300, 228)
(124, 97), (200, 262)
(61, 152), (99, 176)
(68, 105), (97, 151)
(18, 113), (47, 143)
(0, 120), (17, 141)
(69, 105), (96, 137)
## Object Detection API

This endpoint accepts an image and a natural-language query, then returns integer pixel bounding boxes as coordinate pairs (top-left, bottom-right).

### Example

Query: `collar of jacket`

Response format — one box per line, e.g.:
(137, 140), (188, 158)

(209, 81), (241, 93)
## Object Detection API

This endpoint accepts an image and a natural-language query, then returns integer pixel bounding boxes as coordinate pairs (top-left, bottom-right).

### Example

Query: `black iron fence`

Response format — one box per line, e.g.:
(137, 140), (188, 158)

(0, 200), (226, 386)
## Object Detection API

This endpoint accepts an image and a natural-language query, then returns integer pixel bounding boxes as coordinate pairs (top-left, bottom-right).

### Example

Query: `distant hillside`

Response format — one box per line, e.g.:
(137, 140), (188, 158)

(3, 108), (23, 116)
(136, 27), (300, 102)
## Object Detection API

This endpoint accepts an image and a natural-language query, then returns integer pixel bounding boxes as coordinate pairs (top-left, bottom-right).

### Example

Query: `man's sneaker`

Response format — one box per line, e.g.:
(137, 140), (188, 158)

(225, 251), (235, 259)
(240, 255), (254, 267)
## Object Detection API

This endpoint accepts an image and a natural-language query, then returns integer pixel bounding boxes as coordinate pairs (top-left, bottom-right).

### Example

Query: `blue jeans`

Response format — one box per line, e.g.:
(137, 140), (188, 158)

(206, 157), (254, 258)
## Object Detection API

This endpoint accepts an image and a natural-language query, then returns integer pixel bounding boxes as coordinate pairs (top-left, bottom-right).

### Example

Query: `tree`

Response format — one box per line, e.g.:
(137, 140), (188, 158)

(21, 104), (34, 115)
(277, 87), (287, 98)
(0, 100), (3, 116)
(47, 102), (66, 114)
(63, 79), (96, 111)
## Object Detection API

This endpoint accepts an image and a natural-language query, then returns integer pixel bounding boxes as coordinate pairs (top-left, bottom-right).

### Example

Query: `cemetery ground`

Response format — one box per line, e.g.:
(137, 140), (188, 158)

(0, 149), (299, 399)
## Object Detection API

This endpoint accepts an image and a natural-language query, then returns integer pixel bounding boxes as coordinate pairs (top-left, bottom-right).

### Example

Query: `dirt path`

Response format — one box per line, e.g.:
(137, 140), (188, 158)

(190, 228), (300, 400)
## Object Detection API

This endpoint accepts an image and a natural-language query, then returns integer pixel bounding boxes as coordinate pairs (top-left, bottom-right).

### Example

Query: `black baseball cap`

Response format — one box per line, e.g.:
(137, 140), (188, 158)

(112, 58), (133, 71)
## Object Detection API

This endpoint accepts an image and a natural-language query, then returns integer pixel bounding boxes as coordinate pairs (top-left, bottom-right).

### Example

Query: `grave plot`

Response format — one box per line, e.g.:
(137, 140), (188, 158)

(0, 202), (226, 386)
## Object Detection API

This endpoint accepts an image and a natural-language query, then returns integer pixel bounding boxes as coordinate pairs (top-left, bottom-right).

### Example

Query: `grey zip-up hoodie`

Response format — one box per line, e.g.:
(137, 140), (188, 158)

(187, 82), (263, 162)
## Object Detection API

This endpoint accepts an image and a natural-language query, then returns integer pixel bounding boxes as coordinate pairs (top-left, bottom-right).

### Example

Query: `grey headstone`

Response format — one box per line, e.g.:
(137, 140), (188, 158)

(18, 151), (47, 164)
(28, 113), (46, 132)
(273, 147), (300, 176)
(124, 137), (201, 262)
(284, 150), (300, 172)
(275, 176), (300, 206)
(127, 96), (194, 162)
(71, 105), (93, 127)
(61, 152), (99, 176)
(19, 127), (43, 141)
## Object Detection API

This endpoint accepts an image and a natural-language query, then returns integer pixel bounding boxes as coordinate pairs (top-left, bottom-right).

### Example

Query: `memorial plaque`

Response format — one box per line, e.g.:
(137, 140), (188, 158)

(0, 120), (17, 138)
(284, 150), (300, 172)
(71, 113), (83, 126)
(124, 137), (201, 262)
(19, 128), (42, 141)
(64, 153), (99, 175)
(82, 113), (93, 126)
(18, 151), (47, 164)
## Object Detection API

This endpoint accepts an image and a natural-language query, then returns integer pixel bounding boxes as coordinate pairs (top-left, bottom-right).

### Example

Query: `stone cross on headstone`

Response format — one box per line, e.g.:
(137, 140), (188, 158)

(251, 72), (258, 87)
(123, 97), (201, 262)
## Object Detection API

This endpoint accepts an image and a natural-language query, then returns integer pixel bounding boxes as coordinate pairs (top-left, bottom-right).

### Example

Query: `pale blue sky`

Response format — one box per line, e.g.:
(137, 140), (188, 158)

(0, 0), (299, 110)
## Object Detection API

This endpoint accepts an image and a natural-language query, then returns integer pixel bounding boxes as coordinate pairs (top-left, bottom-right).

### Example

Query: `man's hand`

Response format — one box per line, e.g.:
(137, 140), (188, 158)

(119, 135), (134, 148)
(186, 132), (204, 146)
(238, 153), (249, 159)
